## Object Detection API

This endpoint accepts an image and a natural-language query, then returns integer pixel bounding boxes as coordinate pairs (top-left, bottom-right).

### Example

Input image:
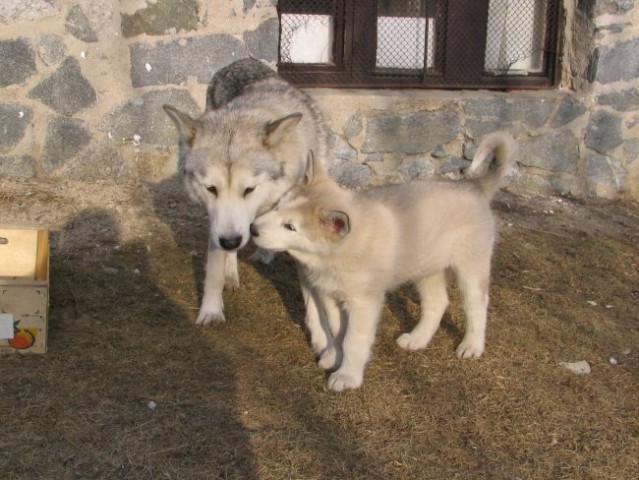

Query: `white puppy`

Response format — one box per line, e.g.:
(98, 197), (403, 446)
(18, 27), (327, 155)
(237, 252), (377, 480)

(251, 132), (515, 391)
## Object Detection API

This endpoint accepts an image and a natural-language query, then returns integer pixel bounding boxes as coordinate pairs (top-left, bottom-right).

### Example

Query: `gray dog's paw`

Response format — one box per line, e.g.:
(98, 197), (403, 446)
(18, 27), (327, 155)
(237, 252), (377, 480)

(195, 311), (226, 326)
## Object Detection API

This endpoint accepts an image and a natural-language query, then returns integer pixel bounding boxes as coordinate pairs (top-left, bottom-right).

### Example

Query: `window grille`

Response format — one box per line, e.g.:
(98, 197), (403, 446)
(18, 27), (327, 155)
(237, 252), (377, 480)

(277, 0), (561, 89)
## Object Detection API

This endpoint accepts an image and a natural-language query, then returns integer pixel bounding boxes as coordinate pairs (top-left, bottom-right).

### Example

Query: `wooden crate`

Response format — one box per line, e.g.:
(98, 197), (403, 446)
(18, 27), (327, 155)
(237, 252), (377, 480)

(0, 228), (49, 354)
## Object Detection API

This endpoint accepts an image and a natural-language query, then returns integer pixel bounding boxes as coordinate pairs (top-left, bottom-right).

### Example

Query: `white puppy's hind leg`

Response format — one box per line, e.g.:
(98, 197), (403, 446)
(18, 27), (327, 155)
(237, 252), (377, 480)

(397, 271), (449, 351)
(224, 251), (240, 290)
(196, 245), (227, 325)
(455, 266), (490, 359)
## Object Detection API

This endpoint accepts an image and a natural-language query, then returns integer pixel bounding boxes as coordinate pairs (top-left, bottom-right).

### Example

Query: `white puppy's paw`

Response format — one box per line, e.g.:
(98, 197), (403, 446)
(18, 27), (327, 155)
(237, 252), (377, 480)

(396, 333), (429, 351)
(317, 347), (339, 371)
(327, 370), (363, 392)
(249, 248), (275, 265)
(455, 339), (484, 359)
(195, 310), (226, 326)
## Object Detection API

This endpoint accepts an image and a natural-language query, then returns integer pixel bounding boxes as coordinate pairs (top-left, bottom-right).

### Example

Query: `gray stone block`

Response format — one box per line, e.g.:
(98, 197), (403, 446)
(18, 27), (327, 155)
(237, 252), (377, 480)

(597, 88), (639, 111)
(0, 38), (36, 87)
(0, 155), (36, 178)
(28, 57), (97, 115)
(520, 171), (577, 196)
(121, 0), (199, 38)
(65, 5), (98, 43)
(585, 110), (623, 154)
(586, 49), (599, 83)
(398, 157), (436, 180)
(333, 137), (357, 160)
(584, 155), (625, 197)
(595, 0), (635, 15)
(36, 34), (67, 65)
(130, 36), (248, 87)
(362, 110), (460, 154)
(61, 140), (128, 181)
(0, 103), (33, 153)
(551, 95), (587, 128)
(98, 89), (200, 146)
(439, 156), (471, 176)
(0, 0), (59, 23)
(244, 18), (279, 62)
(462, 143), (476, 160)
(623, 138), (639, 160)
(42, 117), (91, 173)
(329, 159), (373, 187)
(595, 38), (639, 84)
(343, 112), (363, 139)
(518, 131), (579, 174)
(465, 97), (556, 136)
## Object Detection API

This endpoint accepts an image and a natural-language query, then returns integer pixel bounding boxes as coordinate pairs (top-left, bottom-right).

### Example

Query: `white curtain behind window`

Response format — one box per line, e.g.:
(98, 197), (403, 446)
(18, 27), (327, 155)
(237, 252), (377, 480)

(484, 0), (546, 74)
(281, 14), (333, 64)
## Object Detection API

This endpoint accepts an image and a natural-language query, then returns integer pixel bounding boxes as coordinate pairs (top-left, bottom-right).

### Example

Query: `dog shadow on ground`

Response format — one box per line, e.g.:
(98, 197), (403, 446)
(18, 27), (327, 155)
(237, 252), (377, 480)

(41, 208), (260, 479)
(147, 175), (209, 304)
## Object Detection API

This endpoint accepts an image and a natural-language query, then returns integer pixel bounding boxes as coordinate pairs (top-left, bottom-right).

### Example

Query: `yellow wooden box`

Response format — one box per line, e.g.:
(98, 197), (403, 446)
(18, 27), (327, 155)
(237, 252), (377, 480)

(0, 228), (49, 354)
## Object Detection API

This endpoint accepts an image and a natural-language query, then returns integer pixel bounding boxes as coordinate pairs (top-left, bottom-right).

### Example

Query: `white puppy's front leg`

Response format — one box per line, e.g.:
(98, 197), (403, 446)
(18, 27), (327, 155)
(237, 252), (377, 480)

(317, 295), (343, 371)
(327, 298), (382, 392)
(197, 243), (227, 325)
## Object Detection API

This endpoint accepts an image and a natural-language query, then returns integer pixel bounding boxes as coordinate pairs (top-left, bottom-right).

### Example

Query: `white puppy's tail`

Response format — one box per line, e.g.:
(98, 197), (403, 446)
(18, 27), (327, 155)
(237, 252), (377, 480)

(467, 131), (516, 201)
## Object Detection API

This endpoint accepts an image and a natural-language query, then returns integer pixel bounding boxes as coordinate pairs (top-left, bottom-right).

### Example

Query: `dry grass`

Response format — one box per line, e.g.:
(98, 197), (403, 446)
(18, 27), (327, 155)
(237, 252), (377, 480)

(1, 177), (638, 479)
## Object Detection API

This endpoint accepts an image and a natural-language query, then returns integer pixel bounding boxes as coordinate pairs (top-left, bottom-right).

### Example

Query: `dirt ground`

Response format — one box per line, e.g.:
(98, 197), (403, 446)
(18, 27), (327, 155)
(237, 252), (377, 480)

(1, 175), (638, 480)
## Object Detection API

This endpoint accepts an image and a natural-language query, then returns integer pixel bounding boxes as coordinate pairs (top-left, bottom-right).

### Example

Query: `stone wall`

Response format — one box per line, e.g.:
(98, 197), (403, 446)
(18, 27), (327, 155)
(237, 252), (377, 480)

(1, 0), (638, 201)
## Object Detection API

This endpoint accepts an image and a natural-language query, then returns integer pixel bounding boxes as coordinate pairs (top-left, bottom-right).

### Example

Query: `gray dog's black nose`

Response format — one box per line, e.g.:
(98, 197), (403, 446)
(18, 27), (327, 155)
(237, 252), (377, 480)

(219, 236), (242, 251)
(249, 224), (259, 237)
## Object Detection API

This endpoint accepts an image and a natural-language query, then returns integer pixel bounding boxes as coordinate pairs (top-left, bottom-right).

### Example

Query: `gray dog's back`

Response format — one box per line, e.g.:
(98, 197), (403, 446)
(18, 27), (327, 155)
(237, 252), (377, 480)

(205, 58), (331, 165)
(206, 58), (281, 110)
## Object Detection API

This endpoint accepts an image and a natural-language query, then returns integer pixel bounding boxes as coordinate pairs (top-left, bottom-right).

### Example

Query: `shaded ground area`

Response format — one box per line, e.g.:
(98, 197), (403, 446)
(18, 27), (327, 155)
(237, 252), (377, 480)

(1, 176), (638, 479)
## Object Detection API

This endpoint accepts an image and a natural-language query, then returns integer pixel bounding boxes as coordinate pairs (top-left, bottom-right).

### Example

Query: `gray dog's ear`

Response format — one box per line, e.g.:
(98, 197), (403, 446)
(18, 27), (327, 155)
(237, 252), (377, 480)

(163, 104), (198, 146)
(303, 151), (315, 185)
(319, 209), (350, 239)
(264, 113), (302, 148)
(303, 150), (329, 186)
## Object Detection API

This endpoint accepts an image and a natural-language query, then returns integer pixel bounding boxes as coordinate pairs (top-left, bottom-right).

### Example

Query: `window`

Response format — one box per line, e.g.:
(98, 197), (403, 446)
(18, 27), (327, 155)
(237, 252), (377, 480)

(277, 0), (562, 89)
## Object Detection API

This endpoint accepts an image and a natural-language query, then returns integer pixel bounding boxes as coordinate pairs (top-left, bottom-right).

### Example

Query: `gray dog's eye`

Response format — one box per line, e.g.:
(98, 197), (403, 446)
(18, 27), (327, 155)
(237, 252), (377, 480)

(244, 186), (256, 197)
(206, 185), (217, 196)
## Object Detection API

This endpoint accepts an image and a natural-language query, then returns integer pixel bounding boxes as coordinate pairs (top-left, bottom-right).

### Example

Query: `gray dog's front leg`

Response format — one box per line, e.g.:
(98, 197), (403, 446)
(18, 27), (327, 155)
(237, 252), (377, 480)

(196, 243), (228, 325)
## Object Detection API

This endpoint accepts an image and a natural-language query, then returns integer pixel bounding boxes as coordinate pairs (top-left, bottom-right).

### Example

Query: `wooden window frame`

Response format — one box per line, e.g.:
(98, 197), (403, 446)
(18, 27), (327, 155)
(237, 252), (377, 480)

(277, 0), (562, 90)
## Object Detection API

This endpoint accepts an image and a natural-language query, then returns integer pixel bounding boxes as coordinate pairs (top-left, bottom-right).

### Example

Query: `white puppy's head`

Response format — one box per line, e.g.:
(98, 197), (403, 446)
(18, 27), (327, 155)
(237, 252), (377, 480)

(251, 191), (350, 256)
(250, 154), (350, 257)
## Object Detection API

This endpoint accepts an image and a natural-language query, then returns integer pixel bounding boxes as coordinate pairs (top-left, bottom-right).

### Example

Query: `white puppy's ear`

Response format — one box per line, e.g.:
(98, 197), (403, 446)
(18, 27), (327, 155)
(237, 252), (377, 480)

(319, 209), (350, 238)
(264, 113), (303, 147)
(163, 104), (198, 147)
